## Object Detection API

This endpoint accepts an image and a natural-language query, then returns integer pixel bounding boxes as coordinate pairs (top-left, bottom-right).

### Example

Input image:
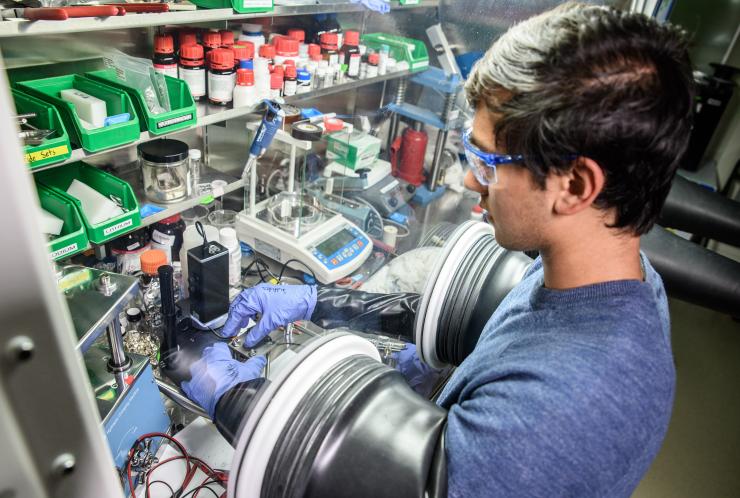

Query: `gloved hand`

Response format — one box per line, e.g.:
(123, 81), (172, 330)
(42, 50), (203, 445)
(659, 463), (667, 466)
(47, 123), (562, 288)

(350, 0), (390, 14)
(222, 283), (317, 347)
(181, 342), (266, 418)
(392, 343), (443, 396)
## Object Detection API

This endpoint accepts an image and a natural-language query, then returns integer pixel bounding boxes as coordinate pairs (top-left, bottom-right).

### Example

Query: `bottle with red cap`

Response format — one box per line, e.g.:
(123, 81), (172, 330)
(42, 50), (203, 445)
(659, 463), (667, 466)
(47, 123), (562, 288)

(274, 36), (299, 66)
(208, 48), (236, 105)
(233, 68), (257, 108)
(203, 30), (222, 56)
(150, 214), (185, 263)
(178, 30), (198, 49)
(287, 28), (305, 43)
(367, 52), (380, 79)
(179, 44), (206, 101)
(153, 33), (178, 78)
(258, 43), (276, 67)
(320, 32), (340, 66)
(283, 65), (298, 97)
(220, 29), (234, 48)
(270, 71), (283, 99)
(232, 42), (254, 67)
(340, 30), (361, 80)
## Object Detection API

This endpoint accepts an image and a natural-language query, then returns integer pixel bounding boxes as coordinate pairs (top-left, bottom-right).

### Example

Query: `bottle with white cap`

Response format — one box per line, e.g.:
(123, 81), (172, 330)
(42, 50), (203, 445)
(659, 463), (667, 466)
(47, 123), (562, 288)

(219, 227), (242, 288)
(188, 148), (202, 196)
(239, 23), (265, 54)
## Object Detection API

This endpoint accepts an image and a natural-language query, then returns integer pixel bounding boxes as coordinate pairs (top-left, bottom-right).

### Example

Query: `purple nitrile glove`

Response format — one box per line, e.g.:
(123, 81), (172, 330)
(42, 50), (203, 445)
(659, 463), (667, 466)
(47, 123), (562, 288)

(392, 343), (443, 396)
(222, 283), (317, 347)
(350, 0), (390, 14)
(181, 342), (266, 418)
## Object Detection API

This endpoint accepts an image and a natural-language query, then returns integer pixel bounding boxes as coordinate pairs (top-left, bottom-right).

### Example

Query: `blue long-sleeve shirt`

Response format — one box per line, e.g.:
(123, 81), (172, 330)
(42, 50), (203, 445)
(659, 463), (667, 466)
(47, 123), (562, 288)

(437, 255), (675, 497)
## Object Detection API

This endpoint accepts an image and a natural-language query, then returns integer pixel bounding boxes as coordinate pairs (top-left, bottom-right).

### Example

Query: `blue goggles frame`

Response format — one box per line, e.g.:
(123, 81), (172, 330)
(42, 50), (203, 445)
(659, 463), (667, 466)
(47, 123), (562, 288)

(462, 128), (524, 185)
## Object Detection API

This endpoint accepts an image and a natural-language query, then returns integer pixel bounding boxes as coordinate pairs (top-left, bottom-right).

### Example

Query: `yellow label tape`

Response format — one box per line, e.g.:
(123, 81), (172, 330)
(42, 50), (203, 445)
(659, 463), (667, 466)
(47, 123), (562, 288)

(25, 145), (69, 164)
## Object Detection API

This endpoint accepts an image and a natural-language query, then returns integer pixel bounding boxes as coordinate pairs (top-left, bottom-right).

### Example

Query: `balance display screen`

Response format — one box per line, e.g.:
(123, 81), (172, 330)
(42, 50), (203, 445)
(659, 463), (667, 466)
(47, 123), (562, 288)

(316, 229), (356, 257)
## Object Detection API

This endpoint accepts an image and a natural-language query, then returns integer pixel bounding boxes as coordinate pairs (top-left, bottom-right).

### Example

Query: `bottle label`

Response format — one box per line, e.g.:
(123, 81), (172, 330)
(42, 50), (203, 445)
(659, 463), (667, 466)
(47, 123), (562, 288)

(283, 79), (297, 96)
(208, 71), (236, 103)
(328, 53), (339, 66)
(348, 54), (360, 77)
(154, 64), (178, 78)
(152, 230), (176, 246)
(179, 66), (206, 97)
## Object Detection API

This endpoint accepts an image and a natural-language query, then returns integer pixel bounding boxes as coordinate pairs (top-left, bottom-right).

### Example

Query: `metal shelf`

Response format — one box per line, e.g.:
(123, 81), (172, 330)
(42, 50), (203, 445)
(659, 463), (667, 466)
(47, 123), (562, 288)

(0, 1), (439, 38)
(31, 69), (414, 173)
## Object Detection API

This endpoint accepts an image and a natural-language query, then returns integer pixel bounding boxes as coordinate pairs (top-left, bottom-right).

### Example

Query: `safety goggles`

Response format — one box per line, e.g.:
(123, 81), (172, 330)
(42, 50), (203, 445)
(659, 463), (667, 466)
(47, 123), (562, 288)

(462, 128), (524, 185)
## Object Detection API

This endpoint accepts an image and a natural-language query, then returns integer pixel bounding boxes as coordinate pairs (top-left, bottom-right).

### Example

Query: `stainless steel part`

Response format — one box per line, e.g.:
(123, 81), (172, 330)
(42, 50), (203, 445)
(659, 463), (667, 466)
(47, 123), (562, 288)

(427, 92), (456, 191)
(387, 77), (408, 154)
(105, 318), (131, 373)
(156, 379), (209, 419)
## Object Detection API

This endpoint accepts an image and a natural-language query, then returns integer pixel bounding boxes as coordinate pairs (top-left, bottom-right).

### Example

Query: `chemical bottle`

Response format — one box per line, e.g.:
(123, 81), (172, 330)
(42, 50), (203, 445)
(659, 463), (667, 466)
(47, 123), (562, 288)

(340, 30), (361, 79)
(220, 29), (234, 48)
(150, 214), (186, 263)
(203, 30), (222, 56)
(153, 33), (178, 78)
(254, 57), (271, 99)
(239, 23), (265, 54)
(207, 48), (236, 106)
(270, 72), (283, 99)
(233, 42), (254, 67)
(139, 249), (168, 333)
(378, 44), (389, 76)
(233, 68), (257, 108)
(296, 69), (311, 93)
(189, 148), (202, 195)
(320, 32), (340, 66)
(259, 43), (276, 67)
(287, 28), (305, 44)
(283, 65), (298, 96)
(219, 227), (242, 288)
(178, 44), (206, 101)
(274, 36), (300, 66)
(367, 53), (380, 78)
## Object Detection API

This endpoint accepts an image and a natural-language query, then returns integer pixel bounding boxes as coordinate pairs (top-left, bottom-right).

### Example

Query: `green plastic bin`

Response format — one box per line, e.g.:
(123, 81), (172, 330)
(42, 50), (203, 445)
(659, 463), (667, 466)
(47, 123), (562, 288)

(36, 162), (141, 244)
(17, 74), (140, 153)
(12, 89), (72, 169)
(361, 33), (430, 72)
(36, 182), (90, 261)
(87, 69), (196, 135)
(188, 0), (272, 14)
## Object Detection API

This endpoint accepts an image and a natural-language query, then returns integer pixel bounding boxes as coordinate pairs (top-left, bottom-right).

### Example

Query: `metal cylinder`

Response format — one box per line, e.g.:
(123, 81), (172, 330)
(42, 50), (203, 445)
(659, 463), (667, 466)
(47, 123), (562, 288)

(386, 78), (408, 154)
(106, 319), (130, 373)
(427, 93), (456, 191)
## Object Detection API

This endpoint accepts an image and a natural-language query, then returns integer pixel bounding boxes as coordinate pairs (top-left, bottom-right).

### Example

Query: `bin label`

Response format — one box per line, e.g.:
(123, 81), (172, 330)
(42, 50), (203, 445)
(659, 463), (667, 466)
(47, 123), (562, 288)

(103, 219), (134, 236)
(157, 113), (194, 129)
(51, 242), (79, 260)
(25, 145), (69, 164)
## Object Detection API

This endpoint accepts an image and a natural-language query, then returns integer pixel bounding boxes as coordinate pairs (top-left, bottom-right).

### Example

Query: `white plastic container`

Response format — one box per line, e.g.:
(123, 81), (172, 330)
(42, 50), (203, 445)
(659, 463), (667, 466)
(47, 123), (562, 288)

(254, 57), (271, 100)
(220, 227), (242, 287)
(233, 69), (258, 108)
(239, 23), (265, 54)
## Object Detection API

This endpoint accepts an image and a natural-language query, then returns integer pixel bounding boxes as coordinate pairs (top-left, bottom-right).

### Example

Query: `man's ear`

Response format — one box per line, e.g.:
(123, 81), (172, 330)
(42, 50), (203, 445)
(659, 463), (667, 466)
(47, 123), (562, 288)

(552, 158), (605, 215)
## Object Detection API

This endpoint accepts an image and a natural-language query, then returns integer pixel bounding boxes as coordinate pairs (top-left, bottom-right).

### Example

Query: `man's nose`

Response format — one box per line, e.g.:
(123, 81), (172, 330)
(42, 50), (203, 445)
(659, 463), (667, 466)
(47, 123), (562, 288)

(464, 170), (488, 195)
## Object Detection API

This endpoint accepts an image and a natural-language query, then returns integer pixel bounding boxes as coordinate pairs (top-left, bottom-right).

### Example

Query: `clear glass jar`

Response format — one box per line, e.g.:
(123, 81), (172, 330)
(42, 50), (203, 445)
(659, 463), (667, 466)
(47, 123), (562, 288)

(139, 139), (190, 203)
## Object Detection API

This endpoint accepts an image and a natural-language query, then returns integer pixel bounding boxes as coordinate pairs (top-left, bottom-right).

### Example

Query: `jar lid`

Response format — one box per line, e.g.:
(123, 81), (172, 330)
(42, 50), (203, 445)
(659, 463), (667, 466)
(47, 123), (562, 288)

(308, 43), (321, 58)
(154, 33), (174, 54)
(126, 307), (143, 322)
(138, 139), (189, 164)
(158, 213), (182, 225)
(343, 30), (360, 46)
(241, 23), (263, 35)
(297, 69), (311, 81)
(259, 43), (276, 59)
(220, 29), (234, 47)
(320, 32), (338, 48)
(179, 30), (197, 47)
(237, 68), (255, 85)
(140, 249), (167, 275)
(209, 48), (235, 70)
(275, 36), (299, 56)
(203, 30), (222, 48)
(233, 42), (254, 61)
(180, 43), (204, 61)
(287, 28), (305, 43)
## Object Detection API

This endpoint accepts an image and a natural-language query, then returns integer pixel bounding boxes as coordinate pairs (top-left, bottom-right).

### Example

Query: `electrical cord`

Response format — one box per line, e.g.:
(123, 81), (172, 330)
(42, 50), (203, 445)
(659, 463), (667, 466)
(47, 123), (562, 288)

(277, 258), (317, 283)
(147, 480), (175, 497)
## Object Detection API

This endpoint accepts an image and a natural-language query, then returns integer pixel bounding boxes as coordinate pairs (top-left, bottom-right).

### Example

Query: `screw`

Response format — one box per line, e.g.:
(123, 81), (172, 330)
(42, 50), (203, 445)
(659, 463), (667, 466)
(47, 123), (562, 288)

(5, 336), (35, 362)
(51, 453), (76, 477)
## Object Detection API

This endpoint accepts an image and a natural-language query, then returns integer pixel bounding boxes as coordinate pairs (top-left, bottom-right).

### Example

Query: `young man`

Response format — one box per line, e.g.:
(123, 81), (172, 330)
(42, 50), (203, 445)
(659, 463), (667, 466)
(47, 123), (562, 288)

(181, 3), (694, 496)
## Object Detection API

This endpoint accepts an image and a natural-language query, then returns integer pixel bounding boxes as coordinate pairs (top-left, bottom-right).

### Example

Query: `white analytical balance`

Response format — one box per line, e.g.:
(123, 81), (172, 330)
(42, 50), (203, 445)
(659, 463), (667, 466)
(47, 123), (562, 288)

(237, 122), (372, 284)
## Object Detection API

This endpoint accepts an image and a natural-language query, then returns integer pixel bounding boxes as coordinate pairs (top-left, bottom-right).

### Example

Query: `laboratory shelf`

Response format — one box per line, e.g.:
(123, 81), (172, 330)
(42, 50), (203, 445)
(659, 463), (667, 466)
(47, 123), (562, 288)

(30, 69), (414, 173)
(0, 1), (439, 38)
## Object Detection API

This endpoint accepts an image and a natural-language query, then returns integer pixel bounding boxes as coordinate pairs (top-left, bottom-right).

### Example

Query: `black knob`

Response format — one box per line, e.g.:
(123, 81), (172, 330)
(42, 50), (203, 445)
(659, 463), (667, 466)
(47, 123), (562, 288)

(406, 184), (416, 193)
(389, 197), (398, 207)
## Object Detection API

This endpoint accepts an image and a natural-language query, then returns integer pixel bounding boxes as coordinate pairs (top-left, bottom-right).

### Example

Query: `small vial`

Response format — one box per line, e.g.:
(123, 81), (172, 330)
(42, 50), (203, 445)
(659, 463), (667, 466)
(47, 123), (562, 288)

(296, 69), (311, 94)
(270, 72), (283, 99)
(233, 68), (257, 108)
(283, 65), (298, 96)
(189, 149), (202, 195)
(367, 53), (379, 78)
(378, 44), (389, 76)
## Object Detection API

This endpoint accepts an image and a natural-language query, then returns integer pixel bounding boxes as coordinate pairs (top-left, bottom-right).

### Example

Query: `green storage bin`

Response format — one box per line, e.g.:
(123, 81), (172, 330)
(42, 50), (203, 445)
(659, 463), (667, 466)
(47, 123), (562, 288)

(36, 162), (141, 244)
(87, 69), (196, 136)
(17, 74), (140, 153)
(361, 33), (430, 72)
(12, 89), (72, 169)
(188, 0), (272, 14)
(36, 182), (90, 261)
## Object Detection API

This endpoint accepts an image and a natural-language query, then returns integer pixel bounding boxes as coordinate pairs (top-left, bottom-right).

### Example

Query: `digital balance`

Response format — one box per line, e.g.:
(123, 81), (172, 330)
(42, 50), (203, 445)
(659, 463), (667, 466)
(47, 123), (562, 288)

(237, 111), (372, 284)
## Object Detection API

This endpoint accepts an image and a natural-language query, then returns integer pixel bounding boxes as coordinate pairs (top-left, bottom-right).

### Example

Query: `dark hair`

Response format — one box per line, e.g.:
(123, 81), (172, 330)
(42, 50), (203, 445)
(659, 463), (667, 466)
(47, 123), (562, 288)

(466, 3), (694, 235)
